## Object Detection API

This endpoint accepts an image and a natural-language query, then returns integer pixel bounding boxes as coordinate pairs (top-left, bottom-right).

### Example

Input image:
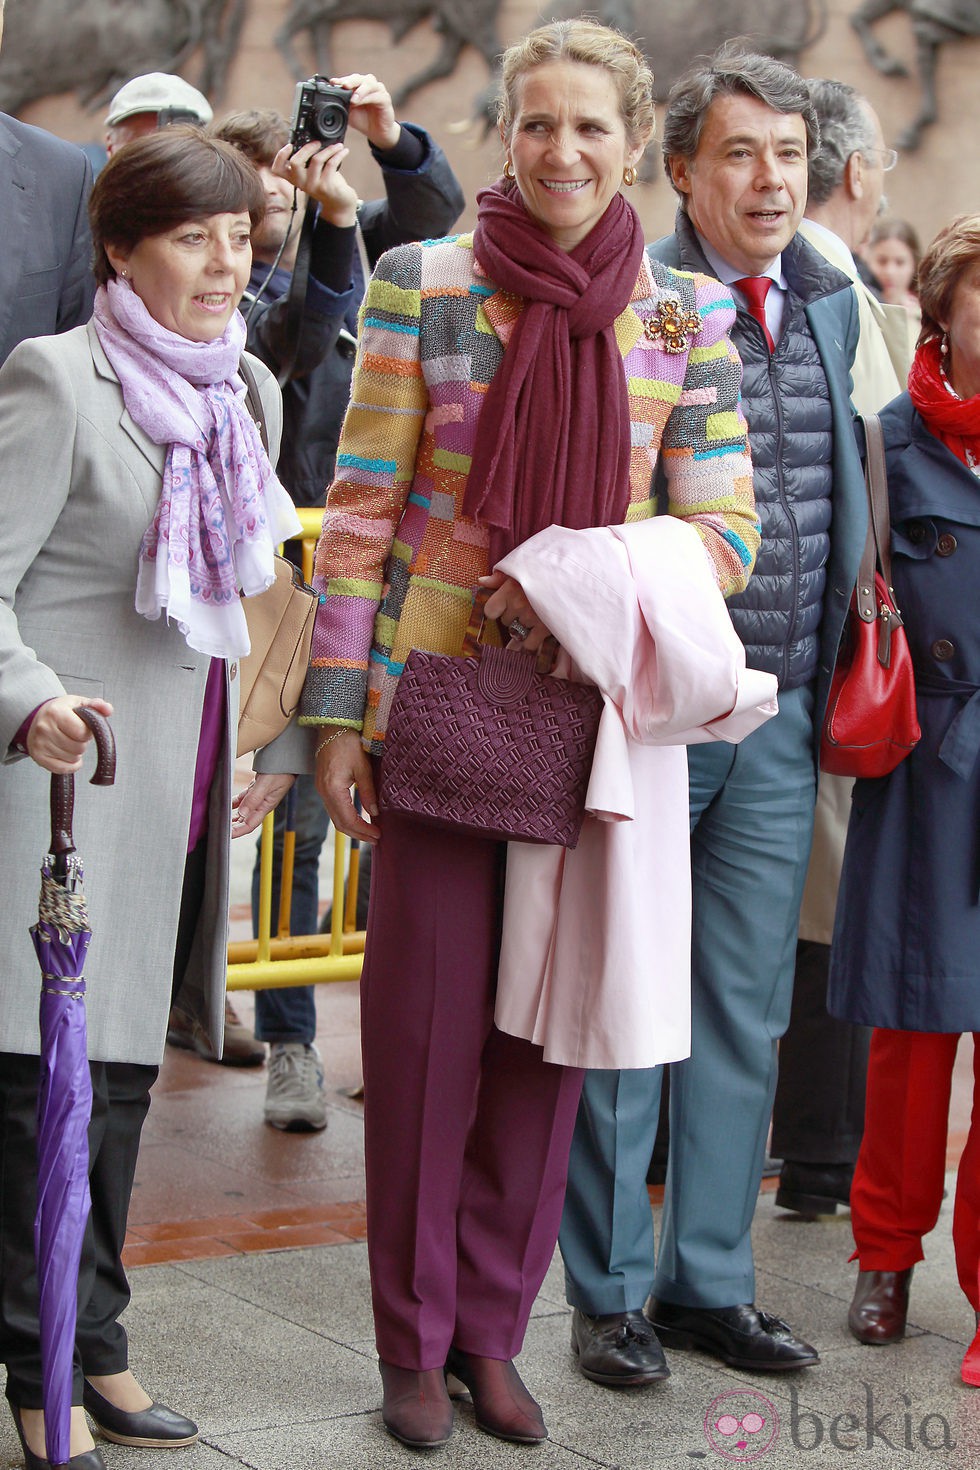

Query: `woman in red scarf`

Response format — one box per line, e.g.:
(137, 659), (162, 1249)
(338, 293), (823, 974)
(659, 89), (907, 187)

(829, 215), (980, 1386)
(303, 19), (761, 1448)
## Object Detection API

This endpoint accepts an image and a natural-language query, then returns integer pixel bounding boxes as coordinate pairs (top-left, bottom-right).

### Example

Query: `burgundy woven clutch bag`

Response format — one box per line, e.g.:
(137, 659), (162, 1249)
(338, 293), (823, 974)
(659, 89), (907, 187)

(378, 642), (603, 847)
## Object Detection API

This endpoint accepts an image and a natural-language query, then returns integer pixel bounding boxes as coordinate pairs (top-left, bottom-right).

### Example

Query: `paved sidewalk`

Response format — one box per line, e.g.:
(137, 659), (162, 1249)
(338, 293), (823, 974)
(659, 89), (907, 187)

(3, 1173), (977, 1469)
(2, 976), (977, 1469)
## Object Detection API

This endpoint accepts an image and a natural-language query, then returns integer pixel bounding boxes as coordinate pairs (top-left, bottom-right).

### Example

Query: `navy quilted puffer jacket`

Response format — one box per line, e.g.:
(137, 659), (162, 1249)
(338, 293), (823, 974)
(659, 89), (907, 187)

(649, 213), (856, 689)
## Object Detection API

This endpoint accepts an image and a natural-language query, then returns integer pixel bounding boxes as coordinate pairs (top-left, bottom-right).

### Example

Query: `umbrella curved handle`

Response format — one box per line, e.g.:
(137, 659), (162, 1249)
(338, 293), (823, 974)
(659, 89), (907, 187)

(49, 710), (117, 870)
(76, 707), (116, 786)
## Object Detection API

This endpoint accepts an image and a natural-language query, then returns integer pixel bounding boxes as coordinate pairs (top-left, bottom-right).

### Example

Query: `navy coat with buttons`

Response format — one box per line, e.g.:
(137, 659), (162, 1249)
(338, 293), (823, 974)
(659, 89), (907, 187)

(829, 392), (980, 1031)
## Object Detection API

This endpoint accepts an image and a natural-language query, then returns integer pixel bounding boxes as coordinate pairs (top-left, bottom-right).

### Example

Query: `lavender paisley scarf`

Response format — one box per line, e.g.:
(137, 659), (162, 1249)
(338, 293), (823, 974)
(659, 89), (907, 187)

(93, 278), (300, 658)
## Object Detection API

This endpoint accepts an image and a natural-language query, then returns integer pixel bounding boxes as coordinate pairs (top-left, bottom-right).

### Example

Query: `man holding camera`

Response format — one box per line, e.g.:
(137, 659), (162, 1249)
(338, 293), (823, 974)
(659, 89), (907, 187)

(214, 74), (464, 1130)
(218, 73), (462, 506)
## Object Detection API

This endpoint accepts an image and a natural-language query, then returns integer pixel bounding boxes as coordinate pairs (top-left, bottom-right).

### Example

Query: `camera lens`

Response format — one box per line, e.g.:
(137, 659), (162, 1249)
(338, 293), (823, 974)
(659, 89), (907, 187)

(313, 100), (348, 143)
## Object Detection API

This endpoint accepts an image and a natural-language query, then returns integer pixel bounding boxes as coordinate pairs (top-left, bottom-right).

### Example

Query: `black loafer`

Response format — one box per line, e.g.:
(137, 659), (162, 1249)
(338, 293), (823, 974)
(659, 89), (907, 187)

(82, 1383), (198, 1447)
(646, 1300), (819, 1371)
(570, 1308), (670, 1386)
(776, 1161), (854, 1217)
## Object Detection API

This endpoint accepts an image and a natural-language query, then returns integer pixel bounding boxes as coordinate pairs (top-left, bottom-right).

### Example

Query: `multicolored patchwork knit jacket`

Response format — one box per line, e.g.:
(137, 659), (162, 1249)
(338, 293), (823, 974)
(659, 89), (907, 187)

(300, 233), (758, 751)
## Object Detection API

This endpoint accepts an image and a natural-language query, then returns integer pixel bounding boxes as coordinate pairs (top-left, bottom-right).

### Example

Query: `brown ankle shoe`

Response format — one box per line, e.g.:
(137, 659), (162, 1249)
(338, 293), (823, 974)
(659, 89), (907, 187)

(848, 1268), (914, 1344)
(444, 1348), (547, 1443)
(378, 1360), (453, 1448)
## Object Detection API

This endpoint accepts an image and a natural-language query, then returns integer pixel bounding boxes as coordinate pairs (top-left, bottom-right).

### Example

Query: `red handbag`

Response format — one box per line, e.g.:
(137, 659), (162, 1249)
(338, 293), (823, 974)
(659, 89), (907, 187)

(820, 413), (921, 778)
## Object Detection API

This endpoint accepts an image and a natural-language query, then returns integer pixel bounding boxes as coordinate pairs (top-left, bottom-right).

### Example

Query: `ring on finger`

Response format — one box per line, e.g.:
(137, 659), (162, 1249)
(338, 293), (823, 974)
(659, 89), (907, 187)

(509, 618), (531, 640)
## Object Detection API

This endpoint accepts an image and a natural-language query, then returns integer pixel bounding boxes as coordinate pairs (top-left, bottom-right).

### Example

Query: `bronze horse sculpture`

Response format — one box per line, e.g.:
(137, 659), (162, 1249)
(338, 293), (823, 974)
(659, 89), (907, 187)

(275, 0), (827, 114)
(850, 0), (980, 149)
(0, 0), (244, 117)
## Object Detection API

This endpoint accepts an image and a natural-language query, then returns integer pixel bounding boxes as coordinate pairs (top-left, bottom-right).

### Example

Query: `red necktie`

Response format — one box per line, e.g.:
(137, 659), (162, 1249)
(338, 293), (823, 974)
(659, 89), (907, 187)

(734, 276), (775, 353)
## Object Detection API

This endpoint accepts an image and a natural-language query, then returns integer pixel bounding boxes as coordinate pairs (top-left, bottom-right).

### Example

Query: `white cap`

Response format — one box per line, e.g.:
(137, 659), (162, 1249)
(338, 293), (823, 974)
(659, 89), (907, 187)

(105, 72), (213, 128)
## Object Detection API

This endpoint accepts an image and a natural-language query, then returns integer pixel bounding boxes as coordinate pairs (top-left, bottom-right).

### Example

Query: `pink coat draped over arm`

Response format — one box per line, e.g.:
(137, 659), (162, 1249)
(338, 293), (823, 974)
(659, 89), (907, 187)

(494, 517), (778, 1069)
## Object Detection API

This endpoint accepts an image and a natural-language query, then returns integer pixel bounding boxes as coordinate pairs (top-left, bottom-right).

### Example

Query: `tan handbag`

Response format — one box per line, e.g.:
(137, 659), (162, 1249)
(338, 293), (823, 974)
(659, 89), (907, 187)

(235, 352), (317, 756)
(237, 555), (317, 756)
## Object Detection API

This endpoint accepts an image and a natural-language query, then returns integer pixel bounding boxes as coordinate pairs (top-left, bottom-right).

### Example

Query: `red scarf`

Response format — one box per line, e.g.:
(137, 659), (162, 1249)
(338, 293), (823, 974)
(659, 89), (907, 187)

(907, 337), (980, 467)
(464, 180), (645, 563)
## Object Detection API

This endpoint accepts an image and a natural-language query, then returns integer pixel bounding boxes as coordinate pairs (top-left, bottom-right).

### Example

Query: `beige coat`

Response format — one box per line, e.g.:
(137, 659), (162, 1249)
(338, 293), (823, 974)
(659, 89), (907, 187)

(797, 220), (914, 941)
(0, 322), (299, 1064)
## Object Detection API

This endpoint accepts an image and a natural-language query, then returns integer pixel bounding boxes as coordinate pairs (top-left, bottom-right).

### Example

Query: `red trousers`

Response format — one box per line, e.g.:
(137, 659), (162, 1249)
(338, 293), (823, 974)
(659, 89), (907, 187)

(851, 1028), (980, 1310)
(359, 806), (585, 1370)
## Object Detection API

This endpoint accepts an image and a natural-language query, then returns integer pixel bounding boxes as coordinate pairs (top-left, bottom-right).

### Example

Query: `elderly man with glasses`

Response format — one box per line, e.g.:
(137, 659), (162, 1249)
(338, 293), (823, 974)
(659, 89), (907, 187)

(772, 77), (915, 1222)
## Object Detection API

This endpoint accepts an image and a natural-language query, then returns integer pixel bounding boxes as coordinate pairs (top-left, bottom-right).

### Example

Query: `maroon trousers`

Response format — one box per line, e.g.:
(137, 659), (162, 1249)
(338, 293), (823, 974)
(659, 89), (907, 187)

(360, 807), (585, 1370)
(851, 1028), (980, 1310)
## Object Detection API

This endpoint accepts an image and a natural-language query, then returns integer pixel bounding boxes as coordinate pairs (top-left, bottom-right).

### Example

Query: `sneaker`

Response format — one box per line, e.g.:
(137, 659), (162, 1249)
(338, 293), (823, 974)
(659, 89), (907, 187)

(264, 1042), (328, 1131)
(167, 997), (266, 1068)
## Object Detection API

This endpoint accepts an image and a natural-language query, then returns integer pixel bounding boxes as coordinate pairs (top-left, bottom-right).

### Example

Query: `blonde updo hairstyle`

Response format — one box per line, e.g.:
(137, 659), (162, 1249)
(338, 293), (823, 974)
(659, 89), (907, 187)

(915, 213), (980, 348)
(497, 18), (655, 155)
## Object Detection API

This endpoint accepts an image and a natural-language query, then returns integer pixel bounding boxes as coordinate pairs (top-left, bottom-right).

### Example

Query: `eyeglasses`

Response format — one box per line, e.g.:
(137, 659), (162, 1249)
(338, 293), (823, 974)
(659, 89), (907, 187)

(863, 146), (898, 173)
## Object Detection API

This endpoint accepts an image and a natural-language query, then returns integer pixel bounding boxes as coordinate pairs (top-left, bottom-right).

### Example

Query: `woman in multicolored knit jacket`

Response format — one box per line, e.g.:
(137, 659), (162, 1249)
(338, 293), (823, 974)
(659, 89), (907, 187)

(300, 19), (759, 1451)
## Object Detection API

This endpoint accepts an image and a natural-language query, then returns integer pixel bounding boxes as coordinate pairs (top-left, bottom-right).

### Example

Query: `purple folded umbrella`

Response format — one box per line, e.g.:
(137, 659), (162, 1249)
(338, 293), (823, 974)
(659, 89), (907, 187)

(28, 711), (115, 1470)
(30, 865), (94, 1470)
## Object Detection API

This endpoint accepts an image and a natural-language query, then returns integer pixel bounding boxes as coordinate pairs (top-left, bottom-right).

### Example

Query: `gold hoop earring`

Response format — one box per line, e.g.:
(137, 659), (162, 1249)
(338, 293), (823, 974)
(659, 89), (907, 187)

(623, 165), (637, 187)
(503, 160), (515, 179)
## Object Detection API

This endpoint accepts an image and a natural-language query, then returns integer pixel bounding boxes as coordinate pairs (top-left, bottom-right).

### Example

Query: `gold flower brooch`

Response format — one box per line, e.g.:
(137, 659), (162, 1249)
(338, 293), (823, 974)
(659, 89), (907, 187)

(642, 296), (701, 354)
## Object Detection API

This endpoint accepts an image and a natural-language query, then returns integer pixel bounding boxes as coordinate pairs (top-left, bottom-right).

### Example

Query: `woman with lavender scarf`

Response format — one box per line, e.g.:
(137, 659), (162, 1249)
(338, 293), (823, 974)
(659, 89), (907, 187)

(0, 128), (308, 1470)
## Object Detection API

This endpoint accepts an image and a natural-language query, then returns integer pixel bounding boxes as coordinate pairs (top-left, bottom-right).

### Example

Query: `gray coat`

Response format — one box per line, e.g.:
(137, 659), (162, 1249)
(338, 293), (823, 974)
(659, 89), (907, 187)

(0, 322), (296, 1064)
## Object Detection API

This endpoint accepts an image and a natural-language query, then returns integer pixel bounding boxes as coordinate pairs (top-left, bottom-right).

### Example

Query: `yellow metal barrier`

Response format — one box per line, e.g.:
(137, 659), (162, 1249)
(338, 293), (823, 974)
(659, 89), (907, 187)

(227, 509), (367, 992)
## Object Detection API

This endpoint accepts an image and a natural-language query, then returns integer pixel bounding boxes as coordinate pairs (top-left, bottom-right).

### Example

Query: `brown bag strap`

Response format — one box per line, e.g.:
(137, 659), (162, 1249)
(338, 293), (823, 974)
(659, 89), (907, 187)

(462, 585), (492, 657)
(855, 412), (893, 623)
(238, 352), (270, 454)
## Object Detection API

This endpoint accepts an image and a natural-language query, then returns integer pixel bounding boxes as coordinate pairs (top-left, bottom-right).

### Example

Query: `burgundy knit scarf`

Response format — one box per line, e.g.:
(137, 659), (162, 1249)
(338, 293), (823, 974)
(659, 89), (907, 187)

(463, 180), (645, 563)
(908, 336), (980, 468)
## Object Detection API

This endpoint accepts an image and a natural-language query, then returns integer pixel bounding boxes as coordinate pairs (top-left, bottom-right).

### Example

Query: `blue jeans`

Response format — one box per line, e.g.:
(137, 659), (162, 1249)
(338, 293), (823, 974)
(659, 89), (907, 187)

(251, 773), (329, 1045)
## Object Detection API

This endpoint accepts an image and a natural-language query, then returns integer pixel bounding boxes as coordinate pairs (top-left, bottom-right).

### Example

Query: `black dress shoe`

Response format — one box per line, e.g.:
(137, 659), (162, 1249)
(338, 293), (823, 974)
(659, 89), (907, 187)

(378, 1360), (454, 1448)
(847, 1268), (913, 1345)
(82, 1383), (198, 1447)
(8, 1403), (107, 1470)
(647, 1299), (819, 1371)
(570, 1308), (670, 1387)
(776, 1161), (854, 1217)
(443, 1348), (546, 1443)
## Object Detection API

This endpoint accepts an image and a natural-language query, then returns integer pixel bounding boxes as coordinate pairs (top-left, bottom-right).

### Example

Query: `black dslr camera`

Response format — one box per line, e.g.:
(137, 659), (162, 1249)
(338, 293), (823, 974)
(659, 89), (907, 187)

(289, 76), (352, 150)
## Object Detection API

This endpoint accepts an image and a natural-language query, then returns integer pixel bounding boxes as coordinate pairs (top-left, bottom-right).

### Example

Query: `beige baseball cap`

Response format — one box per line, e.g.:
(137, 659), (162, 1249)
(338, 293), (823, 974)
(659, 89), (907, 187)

(105, 72), (213, 128)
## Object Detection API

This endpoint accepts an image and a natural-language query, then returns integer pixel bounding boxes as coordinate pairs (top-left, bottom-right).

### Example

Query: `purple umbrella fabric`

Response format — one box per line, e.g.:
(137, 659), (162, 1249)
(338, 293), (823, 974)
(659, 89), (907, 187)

(30, 858), (94, 1470)
(27, 709), (113, 1470)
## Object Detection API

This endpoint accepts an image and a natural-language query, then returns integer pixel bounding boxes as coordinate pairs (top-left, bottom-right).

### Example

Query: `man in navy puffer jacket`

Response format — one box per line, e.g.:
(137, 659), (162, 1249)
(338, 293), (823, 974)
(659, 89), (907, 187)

(560, 45), (868, 1386)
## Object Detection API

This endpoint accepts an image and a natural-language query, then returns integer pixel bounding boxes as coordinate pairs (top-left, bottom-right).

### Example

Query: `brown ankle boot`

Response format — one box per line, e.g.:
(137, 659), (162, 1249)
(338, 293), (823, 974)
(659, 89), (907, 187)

(444, 1348), (547, 1443)
(378, 1360), (454, 1448)
(847, 1268), (914, 1344)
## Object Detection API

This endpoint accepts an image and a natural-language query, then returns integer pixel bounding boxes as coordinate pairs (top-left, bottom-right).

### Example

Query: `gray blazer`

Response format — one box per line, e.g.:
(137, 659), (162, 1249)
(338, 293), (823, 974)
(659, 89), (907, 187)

(0, 321), (297, 1064)
(0, 112), (94, 362)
